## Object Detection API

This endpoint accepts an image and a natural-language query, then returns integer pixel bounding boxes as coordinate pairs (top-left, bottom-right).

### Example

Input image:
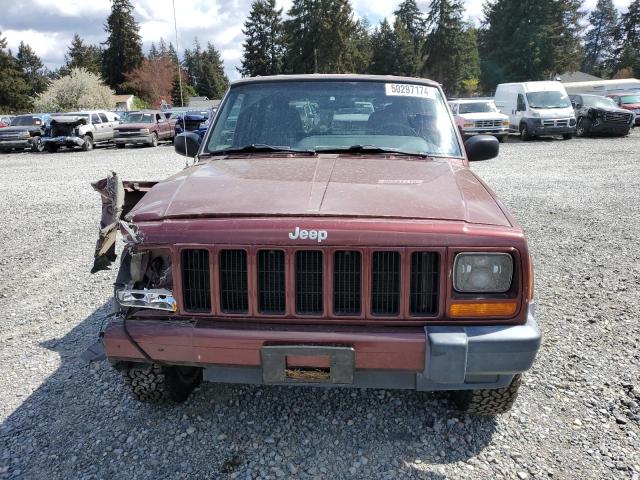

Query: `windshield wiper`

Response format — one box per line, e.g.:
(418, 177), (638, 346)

(315, 145), (428, 158)
(207, 144), (316, 156)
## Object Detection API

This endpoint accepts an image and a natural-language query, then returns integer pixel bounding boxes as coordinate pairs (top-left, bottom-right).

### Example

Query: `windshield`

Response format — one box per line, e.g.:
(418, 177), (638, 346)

(124, 113), (154, 123)
(620, 95), (640, 104)
(62, 113), (90, 119)
(12, 116), (39, 126)
(526, 91), (571, 109)
(206, 80), (461, 157)
(458, 102), (498, 114)
(582, 96), (617, 109)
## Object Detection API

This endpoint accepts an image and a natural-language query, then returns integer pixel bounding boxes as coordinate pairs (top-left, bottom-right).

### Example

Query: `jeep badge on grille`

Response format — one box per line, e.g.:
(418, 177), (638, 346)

(288, 227), (328, 243)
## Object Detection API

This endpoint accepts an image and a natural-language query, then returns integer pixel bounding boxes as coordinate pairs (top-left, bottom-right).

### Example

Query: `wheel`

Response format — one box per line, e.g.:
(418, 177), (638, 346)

(122, 363), (202, 404)
(519, 123), (532, 141)
(45, 144), (59, 153)
(562, 133), (573, 140)
(116, 143), (126, 149)
(149, 132), (159, 147)
(451, 374), (522, 415)
(82, 135), (93, 151)
(576, 118), (590, 137)
(31, 136), (44, 152)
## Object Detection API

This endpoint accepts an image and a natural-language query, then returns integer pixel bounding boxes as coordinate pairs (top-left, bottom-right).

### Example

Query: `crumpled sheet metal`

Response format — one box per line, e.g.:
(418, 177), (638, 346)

(91, 172), (124, 273)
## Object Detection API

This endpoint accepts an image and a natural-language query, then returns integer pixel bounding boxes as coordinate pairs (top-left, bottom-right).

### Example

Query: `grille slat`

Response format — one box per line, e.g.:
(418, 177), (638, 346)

(181, 249), (211, 312)
(371, 252), (401, 315)
(258, 250), (286, 314)
(219, 250), (248, 313)
(296, 251), (323, 315)
(410, 252), (440, 316)
(333, 251), (361, 315)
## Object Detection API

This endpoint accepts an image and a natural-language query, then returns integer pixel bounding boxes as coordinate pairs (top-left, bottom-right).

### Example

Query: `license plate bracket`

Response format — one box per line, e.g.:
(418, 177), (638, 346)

(261, 345), (355, 384)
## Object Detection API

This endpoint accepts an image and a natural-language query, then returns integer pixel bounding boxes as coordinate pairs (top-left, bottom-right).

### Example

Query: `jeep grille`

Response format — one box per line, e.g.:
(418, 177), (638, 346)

(181, 249), (211, 312)
(178, 248), (440, 319)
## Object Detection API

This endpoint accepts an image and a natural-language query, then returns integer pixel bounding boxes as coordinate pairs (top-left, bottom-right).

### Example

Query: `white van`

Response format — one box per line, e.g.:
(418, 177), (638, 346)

(494, 81), (576, 140)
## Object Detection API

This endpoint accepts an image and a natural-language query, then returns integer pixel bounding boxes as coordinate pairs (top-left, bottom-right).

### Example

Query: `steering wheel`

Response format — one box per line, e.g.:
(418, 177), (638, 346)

(377, 122), (417, 136)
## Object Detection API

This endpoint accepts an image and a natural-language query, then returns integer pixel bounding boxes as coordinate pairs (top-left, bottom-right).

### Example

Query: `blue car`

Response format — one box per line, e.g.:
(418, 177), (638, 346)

(173, 109), (215, 139)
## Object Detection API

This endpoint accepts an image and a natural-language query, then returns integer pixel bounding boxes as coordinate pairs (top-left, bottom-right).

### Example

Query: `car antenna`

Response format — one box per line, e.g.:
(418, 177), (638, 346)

(172, 0), (191, 165)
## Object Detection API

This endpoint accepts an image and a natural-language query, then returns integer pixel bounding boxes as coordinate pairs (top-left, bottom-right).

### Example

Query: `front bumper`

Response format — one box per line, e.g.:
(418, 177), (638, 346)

(43, 136), (85, 147)
(589, 120), (633, 134)
(0, 139), (31, 149)
(461, 127), (509, 136)
(104, 306), (541, 391)
(114, 135), (153, 145)
(531, 125), (576, 135)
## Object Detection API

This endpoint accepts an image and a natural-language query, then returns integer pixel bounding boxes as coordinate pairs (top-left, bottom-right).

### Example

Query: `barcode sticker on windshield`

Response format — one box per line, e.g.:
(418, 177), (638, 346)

(385, 83), (436, 99)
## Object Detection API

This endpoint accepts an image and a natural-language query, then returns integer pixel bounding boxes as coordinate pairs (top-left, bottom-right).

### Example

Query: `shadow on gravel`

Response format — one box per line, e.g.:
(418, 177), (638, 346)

(0, 302), (497, 480)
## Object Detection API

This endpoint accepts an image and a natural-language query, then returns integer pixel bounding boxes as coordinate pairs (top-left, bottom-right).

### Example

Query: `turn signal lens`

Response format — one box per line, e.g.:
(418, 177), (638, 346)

(449, 301), (517, 318)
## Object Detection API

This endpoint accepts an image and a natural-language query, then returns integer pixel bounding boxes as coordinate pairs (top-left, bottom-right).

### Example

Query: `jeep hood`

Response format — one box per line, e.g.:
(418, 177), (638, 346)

(128, 156), (511, 227)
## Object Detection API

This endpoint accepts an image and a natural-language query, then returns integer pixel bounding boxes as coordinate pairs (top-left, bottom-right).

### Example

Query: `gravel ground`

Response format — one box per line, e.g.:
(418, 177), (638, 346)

(0, 133), (639, 480)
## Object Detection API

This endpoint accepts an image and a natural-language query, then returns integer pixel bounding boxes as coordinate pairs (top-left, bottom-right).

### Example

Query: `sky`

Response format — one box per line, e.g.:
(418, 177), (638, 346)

(0, 0), (634, 81)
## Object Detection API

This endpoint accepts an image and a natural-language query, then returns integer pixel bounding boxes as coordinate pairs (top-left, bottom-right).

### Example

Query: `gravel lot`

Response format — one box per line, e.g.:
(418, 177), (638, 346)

(1, 132), (639, 480)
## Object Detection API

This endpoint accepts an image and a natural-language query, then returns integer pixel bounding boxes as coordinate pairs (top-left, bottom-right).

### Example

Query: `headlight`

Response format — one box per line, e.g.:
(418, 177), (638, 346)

(501, 120), (509, 126)
(529, 110), (540, 118)
(453, 253), (513, 293)
(463, 122), (474, 128)
(22, 131), (30, 138)
(570, 118), (577, 126)
(140, 128), (150, 134)
(116, 288), (177, 311)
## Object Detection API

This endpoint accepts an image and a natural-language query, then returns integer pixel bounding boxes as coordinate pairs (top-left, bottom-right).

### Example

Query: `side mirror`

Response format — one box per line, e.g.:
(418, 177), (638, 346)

(465, 135), (499, 162)
(174, 132), (201, 158)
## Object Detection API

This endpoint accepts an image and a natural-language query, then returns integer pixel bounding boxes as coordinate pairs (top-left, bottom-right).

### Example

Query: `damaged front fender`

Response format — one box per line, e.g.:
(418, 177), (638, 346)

(91, 173), (157, 273)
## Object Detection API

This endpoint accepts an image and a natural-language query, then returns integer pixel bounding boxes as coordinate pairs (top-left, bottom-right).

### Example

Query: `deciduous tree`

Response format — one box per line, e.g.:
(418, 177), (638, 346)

(34, 68), (114, 112)
(124, 57), (176, 104)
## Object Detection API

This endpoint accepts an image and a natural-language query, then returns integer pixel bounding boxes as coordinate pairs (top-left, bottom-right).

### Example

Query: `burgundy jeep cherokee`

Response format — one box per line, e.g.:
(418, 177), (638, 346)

(92, 75), (541, 415)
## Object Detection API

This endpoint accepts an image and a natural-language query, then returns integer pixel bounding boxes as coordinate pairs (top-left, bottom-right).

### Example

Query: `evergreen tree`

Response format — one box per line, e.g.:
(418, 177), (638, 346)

(0, 32), (31, 112)
(480, 0), (583, 90)
(615, 0), (640, 76)
(64, 34), (102, 76)
(239, 0), (285, 77)
(458, 26), (481, 95)
(422, 0), (469, 95)
(582, 0), (619, 75)
(102, 0), (144, 91)
(148, 42), (159, 59)
(16, 42), (48, 96)
(183, 39), (229, 99)
(347, 18), (373, 74)
(171, 73), (196, 107)
(394, 0), (427, 55)
(370, 19), (416, 76)
(284, 0), (358, 73)
(166, 42), (179, 64)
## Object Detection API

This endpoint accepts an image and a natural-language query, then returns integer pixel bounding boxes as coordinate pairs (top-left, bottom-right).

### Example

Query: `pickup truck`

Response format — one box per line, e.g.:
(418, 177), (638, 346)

(91, 75), (540, 415)
(0, 114), (50, 153)
(114, 110), (176, 148)
(43, 110), (119, 152)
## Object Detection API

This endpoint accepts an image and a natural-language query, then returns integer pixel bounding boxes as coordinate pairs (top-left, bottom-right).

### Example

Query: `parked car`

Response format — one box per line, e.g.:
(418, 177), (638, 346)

(114, 110), (176, 148)
(43, 110), (119, 152)
(570, 94), (634, 137)
(449, 99), (509, 142)
(0, 114), (50, 153)
(607, 92), (640, 126)
(0, 115), (15, 128)
(494, 81), (576, 140)
(174, 109), (212, 138)
(91, 74), (540, 415)
(563, 78), (640, 96)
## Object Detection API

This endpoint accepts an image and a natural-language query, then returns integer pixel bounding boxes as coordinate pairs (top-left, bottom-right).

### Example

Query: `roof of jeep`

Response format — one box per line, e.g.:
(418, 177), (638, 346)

(231, 74), (441, 88)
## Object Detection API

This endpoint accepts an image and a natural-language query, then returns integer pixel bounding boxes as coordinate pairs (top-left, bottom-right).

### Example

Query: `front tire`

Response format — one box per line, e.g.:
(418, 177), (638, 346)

(149, 132), (159, 147)
(122, 363), (202, 403)
(45, 144), (59, 153)
(31, 136), (44, 152)
(451, 374), (522, 415)
(576, 118), (590, 137)
(562, 133), (573, 140)
(82, 135), (94, 151)
(116, 143), (126, 149)
(519, 123), (532, 141)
